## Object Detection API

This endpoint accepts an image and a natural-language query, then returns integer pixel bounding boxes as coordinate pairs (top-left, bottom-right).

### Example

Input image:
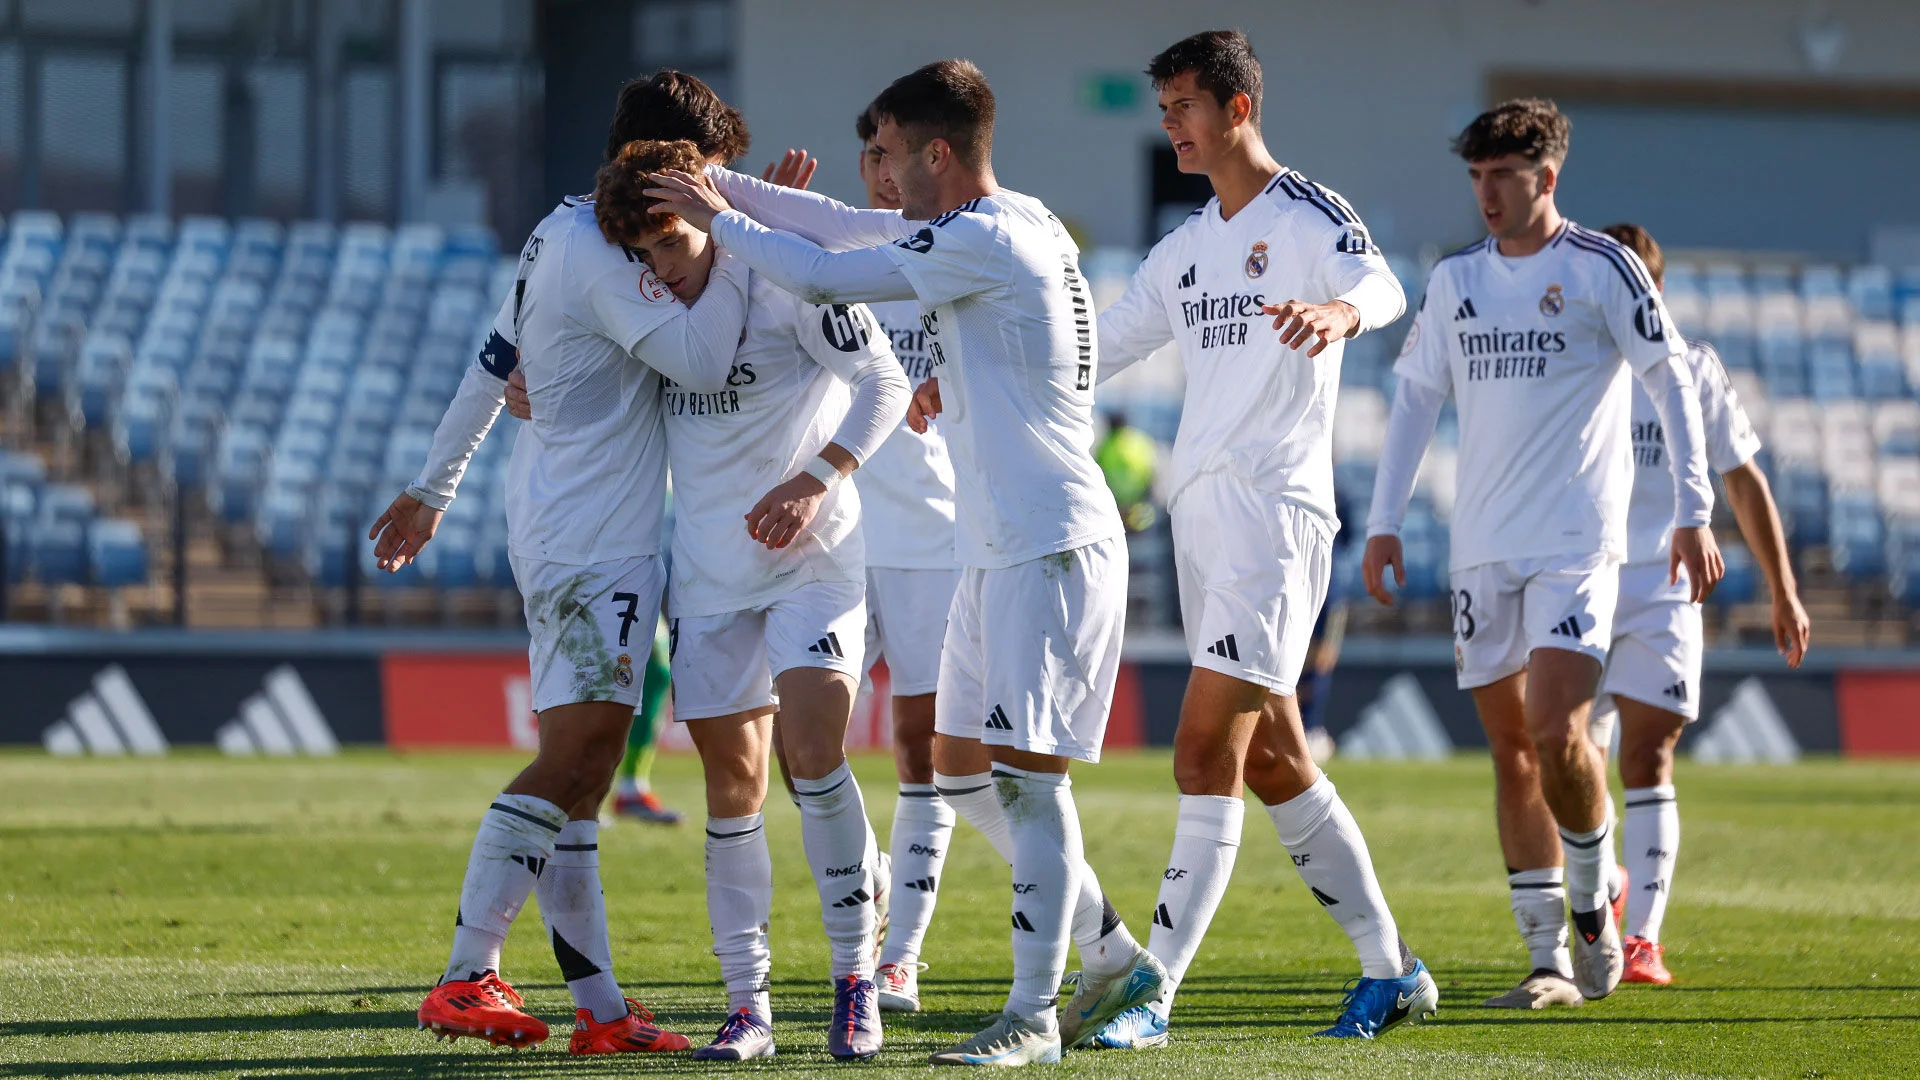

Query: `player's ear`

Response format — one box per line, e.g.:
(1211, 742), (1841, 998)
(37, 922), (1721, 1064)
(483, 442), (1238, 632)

(925, 136), (950, 174)
(1230, 92), (1253, 128)
(1538, 160), (1559, 198)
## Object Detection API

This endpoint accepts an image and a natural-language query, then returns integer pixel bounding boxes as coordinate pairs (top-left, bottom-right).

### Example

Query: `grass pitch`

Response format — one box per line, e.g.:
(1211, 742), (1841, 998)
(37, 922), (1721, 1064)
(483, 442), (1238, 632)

(1, 750), (1916, 1079)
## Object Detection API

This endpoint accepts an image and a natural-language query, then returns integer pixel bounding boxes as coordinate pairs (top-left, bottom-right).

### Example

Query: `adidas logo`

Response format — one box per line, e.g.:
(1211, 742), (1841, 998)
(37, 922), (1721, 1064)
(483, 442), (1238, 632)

(905, 876), (937, 893)
(1177, 264), (1197, 289)
(831, 887), (872, 908)
(1339, 673), (1454, 761)
(213, 665), (340, 756)
(1454, 298), (1477, 320)
(1204, 634), (1240, 662)
(807, 632), (845, 659)
(1151, 903), (1174, 929)
(1662, 681), (1689, 703)
(1011, 910), (1036, 932)
(1310, 886), (1339, 907)
(1693, 676), (1799, 764)
(986, 704), (1014, 731)
(1549, 615), (1584, 639)
(511, 854), (547, 877)
(42, 665), (168, 756)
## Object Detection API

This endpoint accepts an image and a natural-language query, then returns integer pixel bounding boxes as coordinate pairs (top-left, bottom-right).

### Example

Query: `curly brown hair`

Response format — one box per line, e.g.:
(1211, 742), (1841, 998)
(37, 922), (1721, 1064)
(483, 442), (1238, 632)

(1451, 98), (1570, 165)
(594, 139), (706, 247)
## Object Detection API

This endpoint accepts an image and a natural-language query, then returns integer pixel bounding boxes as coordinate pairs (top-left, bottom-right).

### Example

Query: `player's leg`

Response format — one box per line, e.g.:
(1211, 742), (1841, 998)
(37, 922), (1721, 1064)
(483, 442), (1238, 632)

(767, 578), (885, 1059)
(613, 619), (682, 823)
(871, 567), (959, 1012)
(670, 610), (780, 1060)
(1616, 697), (1683, 984)
(1523, 557), (1624, 1000)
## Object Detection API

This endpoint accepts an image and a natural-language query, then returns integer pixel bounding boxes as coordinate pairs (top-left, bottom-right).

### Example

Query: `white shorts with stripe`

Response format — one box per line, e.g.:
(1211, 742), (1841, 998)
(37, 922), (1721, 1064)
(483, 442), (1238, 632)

(669, 577), (866, 721)
(864, 566), (960, 697)
(1449, 553), (1620, 690)
(511, 553), (666, 714)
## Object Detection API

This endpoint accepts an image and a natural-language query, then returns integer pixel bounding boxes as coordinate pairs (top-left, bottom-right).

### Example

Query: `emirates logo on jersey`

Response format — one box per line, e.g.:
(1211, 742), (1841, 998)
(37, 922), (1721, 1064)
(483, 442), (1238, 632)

(1244, 240), (1269, 279)
(1539, 283), (1565, 317)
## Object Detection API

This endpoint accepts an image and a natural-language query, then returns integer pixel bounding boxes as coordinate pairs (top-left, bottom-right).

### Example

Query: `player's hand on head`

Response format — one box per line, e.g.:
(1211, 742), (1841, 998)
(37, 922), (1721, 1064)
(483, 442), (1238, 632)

(744, 473), (829, 550)
(1262, 299), (1360, 358)
(644, 169), (730, 233)
(504, 368), (531, 421)
(1669, 525), (1724, 604)
(906, 378), (942, 434)
(760, 149), (818, 191)
(1774, 591), (1811, 668)
(1361, 534), (1405, 607)
(368, 491), (443, 572)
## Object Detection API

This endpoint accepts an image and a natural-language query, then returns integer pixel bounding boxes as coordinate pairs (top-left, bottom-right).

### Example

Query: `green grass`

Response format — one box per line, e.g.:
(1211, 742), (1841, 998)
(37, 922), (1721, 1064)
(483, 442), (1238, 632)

(1, 751), (1917, 1079)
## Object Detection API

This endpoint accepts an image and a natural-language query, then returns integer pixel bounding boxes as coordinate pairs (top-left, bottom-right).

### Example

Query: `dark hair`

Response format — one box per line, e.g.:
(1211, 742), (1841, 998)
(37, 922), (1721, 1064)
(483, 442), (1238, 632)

(1602, 222), (1664, 288)
(1451, 98), (1570, 165)
(854, 104), (878, 145)
(869, 59), (995, 167)
(594, 139), (707, 245)
(1146, 30), (1263, 126)
(606, 69), (749, 164)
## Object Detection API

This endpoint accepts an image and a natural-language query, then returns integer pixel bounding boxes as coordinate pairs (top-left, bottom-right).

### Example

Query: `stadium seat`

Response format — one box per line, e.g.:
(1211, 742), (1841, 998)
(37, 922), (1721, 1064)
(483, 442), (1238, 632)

(1829, 492), (1887, 580)
(29, 519), (88, 585)
(88, 518), (148, 588)
(1712, 542), (1759, 605)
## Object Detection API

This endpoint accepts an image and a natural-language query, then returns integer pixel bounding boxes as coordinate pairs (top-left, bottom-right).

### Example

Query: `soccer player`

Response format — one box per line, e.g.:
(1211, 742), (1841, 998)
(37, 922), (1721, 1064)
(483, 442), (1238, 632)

(1584, 223), (1811, 985)
(586, 138), (909, 1061)
(1090, 30), (1434, 1046)
(837, 107), (962, 1016)
(375, 136), (751, 1060)
(1363, 99), (1724, 1008)
(609, 615), (682, 824)
(647, 60), (1163, 1065)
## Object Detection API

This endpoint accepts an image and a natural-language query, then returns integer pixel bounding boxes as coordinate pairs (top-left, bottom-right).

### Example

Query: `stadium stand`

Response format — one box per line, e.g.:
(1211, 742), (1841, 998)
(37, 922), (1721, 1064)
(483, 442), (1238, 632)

(0, 209), (1916, 644)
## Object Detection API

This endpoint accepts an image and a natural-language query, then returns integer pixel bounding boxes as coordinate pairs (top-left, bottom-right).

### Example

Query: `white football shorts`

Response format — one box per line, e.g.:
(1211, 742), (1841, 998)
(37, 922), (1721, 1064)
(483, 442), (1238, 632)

(669, 576), (866, 721)
(510, 552), (666, 714)
(934, 537), (1126, 764)
(1449, 552), (1620, 690)
(1598, 559), (1703, 721)
(865, 566), (960, 698)
(1171, 473), (1334, 695)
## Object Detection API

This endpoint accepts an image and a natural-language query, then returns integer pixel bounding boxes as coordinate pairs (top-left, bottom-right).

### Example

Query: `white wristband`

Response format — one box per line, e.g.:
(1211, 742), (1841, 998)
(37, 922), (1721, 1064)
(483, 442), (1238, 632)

(802, 456), (843, 490)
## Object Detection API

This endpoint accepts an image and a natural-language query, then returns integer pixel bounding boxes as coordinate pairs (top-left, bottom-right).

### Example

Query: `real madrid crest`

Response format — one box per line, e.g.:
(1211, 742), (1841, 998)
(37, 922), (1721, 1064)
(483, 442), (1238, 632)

(1539, 283), (1565, 317)
(1244, 240), (1269, 279)
(614, 653), (634, 689)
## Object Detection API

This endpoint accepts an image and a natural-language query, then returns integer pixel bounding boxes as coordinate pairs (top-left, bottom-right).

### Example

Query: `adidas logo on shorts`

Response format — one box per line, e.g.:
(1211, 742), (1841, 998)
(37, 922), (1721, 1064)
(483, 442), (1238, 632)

(986, 705), (1014, 731)
(1663, 681), (1689, 702)
(807, 632), (845, 658)
(1549, 615), (1584, 639)
(1205, 634), (1240, 661)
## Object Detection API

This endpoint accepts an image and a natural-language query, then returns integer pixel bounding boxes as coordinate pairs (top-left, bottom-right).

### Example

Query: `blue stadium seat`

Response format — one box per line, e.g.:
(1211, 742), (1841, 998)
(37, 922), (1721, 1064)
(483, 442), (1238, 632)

(88, 519), (148, 588)
(1773, 469), (1829, 546)
(1830, 493), (1887, 580)
(29, 520), (88, 585)
(1711, 542), (1758, 605)
(37, 484), (95, 528)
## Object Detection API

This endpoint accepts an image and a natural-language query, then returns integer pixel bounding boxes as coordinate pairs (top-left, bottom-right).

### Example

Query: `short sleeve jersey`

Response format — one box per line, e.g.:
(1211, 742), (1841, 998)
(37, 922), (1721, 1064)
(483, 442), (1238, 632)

(1097, 169), (1399, 522)
(1624, 338), (1761, 564)
(850, 298), (956, 570)
(878, 191), (1123, 569)
(499, 198), (686, 564)
(663, 272), (895, 616)
(1394, 221), (1686, 570)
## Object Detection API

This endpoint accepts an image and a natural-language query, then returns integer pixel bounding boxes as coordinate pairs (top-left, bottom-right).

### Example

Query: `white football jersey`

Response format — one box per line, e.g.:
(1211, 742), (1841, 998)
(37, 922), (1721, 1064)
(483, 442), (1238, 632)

(481, 198), (735, 564)
(1624, 338), (1760, 565)
(664, 273), (894, 616)
(877, 192), (1123, 569)
(1395, 221), (1685, 570)
(1098, 170), (1402, 523)
(851, 298), (956, 570)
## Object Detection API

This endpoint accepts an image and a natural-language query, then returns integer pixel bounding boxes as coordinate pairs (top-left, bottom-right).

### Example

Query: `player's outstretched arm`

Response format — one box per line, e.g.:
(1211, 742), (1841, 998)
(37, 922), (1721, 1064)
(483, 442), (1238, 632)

(1637, 356), (1723, 601)
(369, 491), (444, 572)
(1722, 461), (1811, 666)
(708, 159), (912, 251)
(627, 248), (752, 391)
(1363, 375), (1446, 606)
(374, 333), (514, 570)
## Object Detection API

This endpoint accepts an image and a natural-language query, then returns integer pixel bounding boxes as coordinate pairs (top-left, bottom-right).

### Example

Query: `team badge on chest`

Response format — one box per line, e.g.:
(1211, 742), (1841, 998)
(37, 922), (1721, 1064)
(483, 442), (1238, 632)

(1245, 240), (1269, 279)
(1539, 283), (1565, 317)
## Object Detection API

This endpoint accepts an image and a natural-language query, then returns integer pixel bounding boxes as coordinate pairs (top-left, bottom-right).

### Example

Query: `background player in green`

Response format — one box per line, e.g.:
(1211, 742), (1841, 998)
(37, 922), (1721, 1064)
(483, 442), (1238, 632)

(609, 616), (684, 825)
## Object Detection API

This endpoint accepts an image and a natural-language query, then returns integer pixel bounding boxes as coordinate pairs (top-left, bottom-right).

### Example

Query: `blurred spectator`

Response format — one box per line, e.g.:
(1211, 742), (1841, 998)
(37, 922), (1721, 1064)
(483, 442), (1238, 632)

(1096, 411), (1160, 532)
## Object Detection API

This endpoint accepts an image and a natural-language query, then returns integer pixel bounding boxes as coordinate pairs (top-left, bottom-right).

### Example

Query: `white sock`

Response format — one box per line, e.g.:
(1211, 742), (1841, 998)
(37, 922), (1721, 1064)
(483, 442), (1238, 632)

(443, 793), (566, 984)
(706, 814), (774, 1023)
(997, 765), (1077, 1032)
(1508, 867), (1573, 978)
(1560, 818), (1612, 915)
(938, 770), (1136, 978)
(1147, 794), (1244, 1010)
(792, 762), (878, 980)
(1623, 785), (1679, 942)
(880, 784), (955, 967)
(1266, 774), (1403, 979)
(532, 820), (627, 1022)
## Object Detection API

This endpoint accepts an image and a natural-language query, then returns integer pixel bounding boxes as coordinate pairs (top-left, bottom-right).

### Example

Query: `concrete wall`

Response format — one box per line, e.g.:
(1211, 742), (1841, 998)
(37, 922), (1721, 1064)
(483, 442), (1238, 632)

(734, 0), (1920, 258)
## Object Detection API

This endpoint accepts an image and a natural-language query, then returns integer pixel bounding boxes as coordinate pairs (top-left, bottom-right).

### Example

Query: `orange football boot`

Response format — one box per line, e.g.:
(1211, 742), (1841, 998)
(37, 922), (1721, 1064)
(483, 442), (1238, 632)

(417, 971), (549, 1047)
(1622, 936), (1673, 985)
(1611, 864), (1630, 927)
(570, 998), (692, 1055)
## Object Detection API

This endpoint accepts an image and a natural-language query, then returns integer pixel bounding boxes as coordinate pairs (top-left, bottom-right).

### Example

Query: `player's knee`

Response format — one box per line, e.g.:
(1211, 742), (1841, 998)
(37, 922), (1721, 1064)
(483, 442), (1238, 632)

(1619, 735), (1674, 788)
